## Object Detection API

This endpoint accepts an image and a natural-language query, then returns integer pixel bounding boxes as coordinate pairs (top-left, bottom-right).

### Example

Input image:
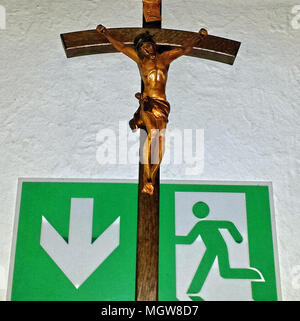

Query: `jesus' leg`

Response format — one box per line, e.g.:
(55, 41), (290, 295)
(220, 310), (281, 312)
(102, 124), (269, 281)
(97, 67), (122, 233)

(140, 128), (153, 194)
(140, 110), (158, 195)
(150, 123), (166, 186)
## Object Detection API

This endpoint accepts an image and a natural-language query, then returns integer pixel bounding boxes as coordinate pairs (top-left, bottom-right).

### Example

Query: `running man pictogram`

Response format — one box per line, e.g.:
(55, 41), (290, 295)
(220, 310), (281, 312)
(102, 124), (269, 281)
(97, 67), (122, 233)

(176, 201), (264, 300)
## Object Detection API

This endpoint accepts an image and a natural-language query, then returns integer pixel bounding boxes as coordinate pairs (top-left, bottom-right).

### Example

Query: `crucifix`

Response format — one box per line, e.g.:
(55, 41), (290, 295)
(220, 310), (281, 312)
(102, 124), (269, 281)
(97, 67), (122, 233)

(61, 0), (240, 301)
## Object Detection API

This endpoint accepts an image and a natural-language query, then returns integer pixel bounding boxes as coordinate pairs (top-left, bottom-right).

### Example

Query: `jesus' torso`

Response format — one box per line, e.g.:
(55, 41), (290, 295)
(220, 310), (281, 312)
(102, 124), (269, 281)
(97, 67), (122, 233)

(138, 55), (169, 100)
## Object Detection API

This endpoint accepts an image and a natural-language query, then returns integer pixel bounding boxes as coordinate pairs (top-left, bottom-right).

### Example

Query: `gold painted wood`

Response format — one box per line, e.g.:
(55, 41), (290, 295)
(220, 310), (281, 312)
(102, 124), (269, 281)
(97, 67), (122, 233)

(143, 0), (162, 22)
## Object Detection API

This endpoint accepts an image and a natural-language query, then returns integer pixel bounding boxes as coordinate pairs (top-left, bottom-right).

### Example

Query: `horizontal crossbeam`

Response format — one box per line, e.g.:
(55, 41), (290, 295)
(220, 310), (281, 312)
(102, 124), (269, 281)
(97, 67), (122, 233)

(61, 28), (240, 65)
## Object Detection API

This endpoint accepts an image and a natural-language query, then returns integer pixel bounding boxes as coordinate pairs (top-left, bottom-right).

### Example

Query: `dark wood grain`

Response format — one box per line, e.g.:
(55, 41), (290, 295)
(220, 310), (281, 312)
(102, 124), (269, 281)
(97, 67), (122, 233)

(61, 28), (240, 65)
(134, 3), (162, 302)
(135, 159), (160, 301)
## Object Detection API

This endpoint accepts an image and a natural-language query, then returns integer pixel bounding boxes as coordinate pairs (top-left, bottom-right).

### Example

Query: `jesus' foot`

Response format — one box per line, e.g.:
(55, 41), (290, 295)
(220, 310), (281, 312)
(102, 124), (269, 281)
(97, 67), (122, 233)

(141, 182), (154, 195)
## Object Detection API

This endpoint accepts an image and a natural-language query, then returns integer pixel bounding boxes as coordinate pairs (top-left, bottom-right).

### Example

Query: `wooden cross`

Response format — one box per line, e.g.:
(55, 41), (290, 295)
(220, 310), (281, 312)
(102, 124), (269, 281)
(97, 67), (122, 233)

(61, 0), (240, 301)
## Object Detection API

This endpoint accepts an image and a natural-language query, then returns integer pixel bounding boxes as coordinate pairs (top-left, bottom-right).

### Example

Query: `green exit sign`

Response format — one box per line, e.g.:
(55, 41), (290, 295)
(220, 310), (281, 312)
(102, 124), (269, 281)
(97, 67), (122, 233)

(7, 179), (281, 301)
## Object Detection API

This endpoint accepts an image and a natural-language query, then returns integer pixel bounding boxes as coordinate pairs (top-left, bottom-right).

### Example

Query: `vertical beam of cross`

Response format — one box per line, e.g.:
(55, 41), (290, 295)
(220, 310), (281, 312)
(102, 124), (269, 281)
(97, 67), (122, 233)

(135, 0), (162, 301)
(60, 0), (240, 303)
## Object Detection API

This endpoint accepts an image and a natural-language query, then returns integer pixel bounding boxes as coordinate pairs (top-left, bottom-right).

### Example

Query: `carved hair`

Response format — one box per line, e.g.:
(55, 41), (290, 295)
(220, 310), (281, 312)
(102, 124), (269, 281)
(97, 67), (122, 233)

(134, 31), (155, 52)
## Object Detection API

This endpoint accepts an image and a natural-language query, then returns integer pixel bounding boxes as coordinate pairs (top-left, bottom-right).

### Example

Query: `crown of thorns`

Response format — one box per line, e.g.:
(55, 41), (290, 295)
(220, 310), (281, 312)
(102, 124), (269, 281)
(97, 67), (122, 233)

(134, 31), (155, 51)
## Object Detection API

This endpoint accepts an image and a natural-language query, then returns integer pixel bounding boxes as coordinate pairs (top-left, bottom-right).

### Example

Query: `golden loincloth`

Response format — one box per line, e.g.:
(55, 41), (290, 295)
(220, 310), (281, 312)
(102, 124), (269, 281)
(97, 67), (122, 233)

(129, 94), (170, 130)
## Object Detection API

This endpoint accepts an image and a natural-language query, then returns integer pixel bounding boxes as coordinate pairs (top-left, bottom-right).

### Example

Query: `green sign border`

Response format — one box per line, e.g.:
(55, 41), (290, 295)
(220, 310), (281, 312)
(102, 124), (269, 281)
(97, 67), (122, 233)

(159, 180), (282, 301)
(7, 178), (138, 301)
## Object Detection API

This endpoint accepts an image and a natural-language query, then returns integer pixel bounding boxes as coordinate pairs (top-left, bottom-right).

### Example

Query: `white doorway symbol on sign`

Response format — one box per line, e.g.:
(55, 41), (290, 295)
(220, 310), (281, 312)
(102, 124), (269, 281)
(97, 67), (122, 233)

(175, 192), (264, 301)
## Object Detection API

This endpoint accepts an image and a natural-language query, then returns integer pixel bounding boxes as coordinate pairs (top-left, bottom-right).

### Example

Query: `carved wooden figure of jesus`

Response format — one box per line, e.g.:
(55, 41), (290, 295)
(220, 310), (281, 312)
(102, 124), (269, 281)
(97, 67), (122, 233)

(97, 25), (207, 195)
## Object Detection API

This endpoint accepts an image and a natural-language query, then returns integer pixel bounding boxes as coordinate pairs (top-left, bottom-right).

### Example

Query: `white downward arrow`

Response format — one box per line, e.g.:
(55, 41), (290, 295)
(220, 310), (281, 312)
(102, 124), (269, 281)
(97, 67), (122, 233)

(40, 198), (120, 289)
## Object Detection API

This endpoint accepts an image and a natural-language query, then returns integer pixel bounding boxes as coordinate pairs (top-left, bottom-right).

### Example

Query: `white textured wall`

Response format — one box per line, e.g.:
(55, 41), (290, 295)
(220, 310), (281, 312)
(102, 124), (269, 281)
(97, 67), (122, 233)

(0, 0), (299, 300)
